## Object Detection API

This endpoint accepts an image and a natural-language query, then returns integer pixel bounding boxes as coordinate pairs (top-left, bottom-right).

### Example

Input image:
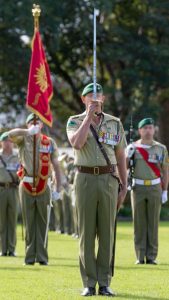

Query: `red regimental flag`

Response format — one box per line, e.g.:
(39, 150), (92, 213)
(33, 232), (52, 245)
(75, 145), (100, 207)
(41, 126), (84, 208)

(26, 29), (53, 127)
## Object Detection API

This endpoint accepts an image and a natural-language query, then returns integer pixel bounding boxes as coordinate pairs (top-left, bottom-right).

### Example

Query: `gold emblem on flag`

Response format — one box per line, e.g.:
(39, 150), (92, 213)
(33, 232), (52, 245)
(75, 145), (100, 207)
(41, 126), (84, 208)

(45, 105), (50, 116)
(34, 63), (48, 92)
(32, 93), (40, 106)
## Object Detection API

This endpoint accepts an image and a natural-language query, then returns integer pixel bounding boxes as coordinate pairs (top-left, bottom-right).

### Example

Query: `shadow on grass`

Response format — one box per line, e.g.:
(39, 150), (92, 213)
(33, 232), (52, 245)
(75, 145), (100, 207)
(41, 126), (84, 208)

(0, 266), (45, 272)
(0, 262), (79, 271)
(49, 256), (78, 261)
(49, 236), (77, 242)
(7, 255), (78, 262)
(118, 293), (167, 300)
(115, 265), (169, 271)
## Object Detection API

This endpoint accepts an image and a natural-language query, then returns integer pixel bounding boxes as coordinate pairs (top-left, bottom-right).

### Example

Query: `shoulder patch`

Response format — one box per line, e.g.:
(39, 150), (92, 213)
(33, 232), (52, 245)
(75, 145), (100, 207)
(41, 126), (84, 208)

(67, 120), (77, 127)
(69, 112), (86, 120)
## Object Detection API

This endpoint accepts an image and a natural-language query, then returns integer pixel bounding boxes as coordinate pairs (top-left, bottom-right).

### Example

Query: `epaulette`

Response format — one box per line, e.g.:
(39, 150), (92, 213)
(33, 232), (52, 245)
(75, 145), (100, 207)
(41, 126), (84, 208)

(104, 113), (120, 121)
(153, 141), (166, 150)
(103, 113), (121, 134)
(69, 112), (86, 120)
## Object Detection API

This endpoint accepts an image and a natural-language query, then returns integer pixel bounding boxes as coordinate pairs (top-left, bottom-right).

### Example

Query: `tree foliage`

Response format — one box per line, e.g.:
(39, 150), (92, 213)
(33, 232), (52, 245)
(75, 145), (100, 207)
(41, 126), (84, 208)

(1, 0), (169, 145)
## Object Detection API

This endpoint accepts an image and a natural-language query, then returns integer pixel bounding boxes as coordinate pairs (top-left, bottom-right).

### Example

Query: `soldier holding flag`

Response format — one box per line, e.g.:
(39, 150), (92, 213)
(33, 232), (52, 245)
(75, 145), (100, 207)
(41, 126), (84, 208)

(6, 5), (61, 265)
(8, 114), (61, 265)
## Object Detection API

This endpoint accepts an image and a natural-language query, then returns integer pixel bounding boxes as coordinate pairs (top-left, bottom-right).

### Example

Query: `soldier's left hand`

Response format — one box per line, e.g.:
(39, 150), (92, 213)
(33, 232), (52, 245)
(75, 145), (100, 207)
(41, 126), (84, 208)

(117, 184), (127, 211)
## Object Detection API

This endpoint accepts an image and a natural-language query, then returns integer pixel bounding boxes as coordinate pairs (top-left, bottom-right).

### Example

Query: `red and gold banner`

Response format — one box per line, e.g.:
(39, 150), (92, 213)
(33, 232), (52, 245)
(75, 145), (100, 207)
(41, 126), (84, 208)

(26, 29), (53, 127)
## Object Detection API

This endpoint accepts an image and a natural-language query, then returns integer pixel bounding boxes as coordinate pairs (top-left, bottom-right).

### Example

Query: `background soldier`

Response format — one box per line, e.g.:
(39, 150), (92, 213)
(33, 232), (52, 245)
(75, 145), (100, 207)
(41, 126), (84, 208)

(126, 118), (169, 265)
(67, 157), (78, 238)
(59, 153), (73, 235)
(0, 132), (19, 257)
(7, 113), (61, 265)
(51, 167), (64, 234)
(67, 83), (127, 297)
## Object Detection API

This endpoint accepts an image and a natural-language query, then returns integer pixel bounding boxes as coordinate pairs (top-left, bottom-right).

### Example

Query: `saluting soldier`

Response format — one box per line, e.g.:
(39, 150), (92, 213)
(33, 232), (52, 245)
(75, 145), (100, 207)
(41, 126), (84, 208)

(126, 118), (169, 265)
(0, 132), (19, 257)
(7, 113), (61, 265)
(67, 83), (127, 297)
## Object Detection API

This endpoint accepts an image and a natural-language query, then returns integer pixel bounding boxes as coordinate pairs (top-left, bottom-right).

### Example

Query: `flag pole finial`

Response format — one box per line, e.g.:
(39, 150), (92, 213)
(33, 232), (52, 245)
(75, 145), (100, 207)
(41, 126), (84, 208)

(32, 4), (41, 30)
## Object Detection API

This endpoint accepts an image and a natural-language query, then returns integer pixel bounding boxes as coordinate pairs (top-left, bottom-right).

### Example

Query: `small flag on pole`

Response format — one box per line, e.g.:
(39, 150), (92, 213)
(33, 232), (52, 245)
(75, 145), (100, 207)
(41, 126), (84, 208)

(26, 29), (53, 127)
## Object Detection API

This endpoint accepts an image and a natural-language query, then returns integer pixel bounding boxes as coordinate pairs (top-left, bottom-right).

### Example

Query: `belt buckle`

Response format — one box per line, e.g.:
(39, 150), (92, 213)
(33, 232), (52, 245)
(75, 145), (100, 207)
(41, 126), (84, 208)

(144, 180), (151, 186)
(5, 182), (10, 188)
(94, 167), (99, 175)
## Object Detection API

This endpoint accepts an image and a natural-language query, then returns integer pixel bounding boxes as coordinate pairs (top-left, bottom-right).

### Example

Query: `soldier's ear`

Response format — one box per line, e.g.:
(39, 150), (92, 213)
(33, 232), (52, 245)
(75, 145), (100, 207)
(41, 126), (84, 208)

(102, 95), (105, 102)
(81, 96), (85, 104)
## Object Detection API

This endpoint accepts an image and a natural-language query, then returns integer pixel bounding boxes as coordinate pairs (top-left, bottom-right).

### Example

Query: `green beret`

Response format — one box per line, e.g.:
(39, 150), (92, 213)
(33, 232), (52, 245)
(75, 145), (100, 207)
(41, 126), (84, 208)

(26, 113), (39, 124)
(138, 118), (154, 129)
(0, 131), (9, 142)
(82, 83), (103, 96)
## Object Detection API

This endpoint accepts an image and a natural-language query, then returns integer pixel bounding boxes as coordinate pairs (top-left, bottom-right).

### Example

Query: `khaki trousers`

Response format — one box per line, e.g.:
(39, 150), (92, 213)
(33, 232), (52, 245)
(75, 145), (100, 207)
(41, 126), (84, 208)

(75, 172), (118, 288)
(19, 184), (50, 264)
(0, 187), (18, 254)
(131, 184), (162, 261)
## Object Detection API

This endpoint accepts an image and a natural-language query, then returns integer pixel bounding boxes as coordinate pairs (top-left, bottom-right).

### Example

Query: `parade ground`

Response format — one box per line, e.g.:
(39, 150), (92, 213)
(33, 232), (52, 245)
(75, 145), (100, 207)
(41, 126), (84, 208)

(0, 222), (168, 300)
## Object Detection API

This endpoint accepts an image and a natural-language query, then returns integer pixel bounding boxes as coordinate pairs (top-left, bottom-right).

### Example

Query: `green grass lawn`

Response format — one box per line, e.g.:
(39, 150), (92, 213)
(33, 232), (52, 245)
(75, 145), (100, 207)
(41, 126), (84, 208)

(0, 222), (169, 300)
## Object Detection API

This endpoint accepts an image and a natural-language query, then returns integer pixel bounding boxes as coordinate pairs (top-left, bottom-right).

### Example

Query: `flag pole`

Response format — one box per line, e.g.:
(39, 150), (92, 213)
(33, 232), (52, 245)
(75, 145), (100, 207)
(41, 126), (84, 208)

(93, 8), (97, 101)
(31, 4), (41, 194)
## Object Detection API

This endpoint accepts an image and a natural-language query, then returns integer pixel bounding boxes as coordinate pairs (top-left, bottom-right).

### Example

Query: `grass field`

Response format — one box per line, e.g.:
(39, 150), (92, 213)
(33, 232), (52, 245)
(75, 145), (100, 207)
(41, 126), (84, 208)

(0, 222), (169, 300)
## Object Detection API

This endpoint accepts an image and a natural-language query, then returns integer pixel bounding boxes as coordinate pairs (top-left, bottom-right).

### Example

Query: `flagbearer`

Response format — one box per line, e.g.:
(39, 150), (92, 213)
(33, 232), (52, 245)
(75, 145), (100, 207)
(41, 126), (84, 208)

(67, 83), (127, 296)
(0, 132), (19, 257)
(126, 118), (169, 265)
(7, 113), (61, 265)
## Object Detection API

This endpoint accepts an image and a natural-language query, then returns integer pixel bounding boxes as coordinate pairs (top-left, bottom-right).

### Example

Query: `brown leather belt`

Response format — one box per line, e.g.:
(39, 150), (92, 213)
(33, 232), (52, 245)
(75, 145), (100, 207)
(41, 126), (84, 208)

(0, 182), (18, 188)
(77, 165), (116, 175)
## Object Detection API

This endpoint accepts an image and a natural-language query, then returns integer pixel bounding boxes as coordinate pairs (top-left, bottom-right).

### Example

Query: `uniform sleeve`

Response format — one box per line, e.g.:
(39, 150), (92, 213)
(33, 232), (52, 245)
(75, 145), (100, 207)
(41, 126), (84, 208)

(50, 138), (59, 160)
(162, 146), (169, 166)
(115, 122), (127, 150)
(125, 143), (135, 158)
(66, 117), (79, 139)
(9, 135), (24, 146)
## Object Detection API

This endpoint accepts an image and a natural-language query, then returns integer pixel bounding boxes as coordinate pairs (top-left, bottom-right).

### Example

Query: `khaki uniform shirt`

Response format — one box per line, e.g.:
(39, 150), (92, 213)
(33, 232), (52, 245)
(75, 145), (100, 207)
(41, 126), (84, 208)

(67, 112), (127, 167)
(129, 140), (169, 180)
(11, 135), (58, 176)
(0, 149), (19, 183)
